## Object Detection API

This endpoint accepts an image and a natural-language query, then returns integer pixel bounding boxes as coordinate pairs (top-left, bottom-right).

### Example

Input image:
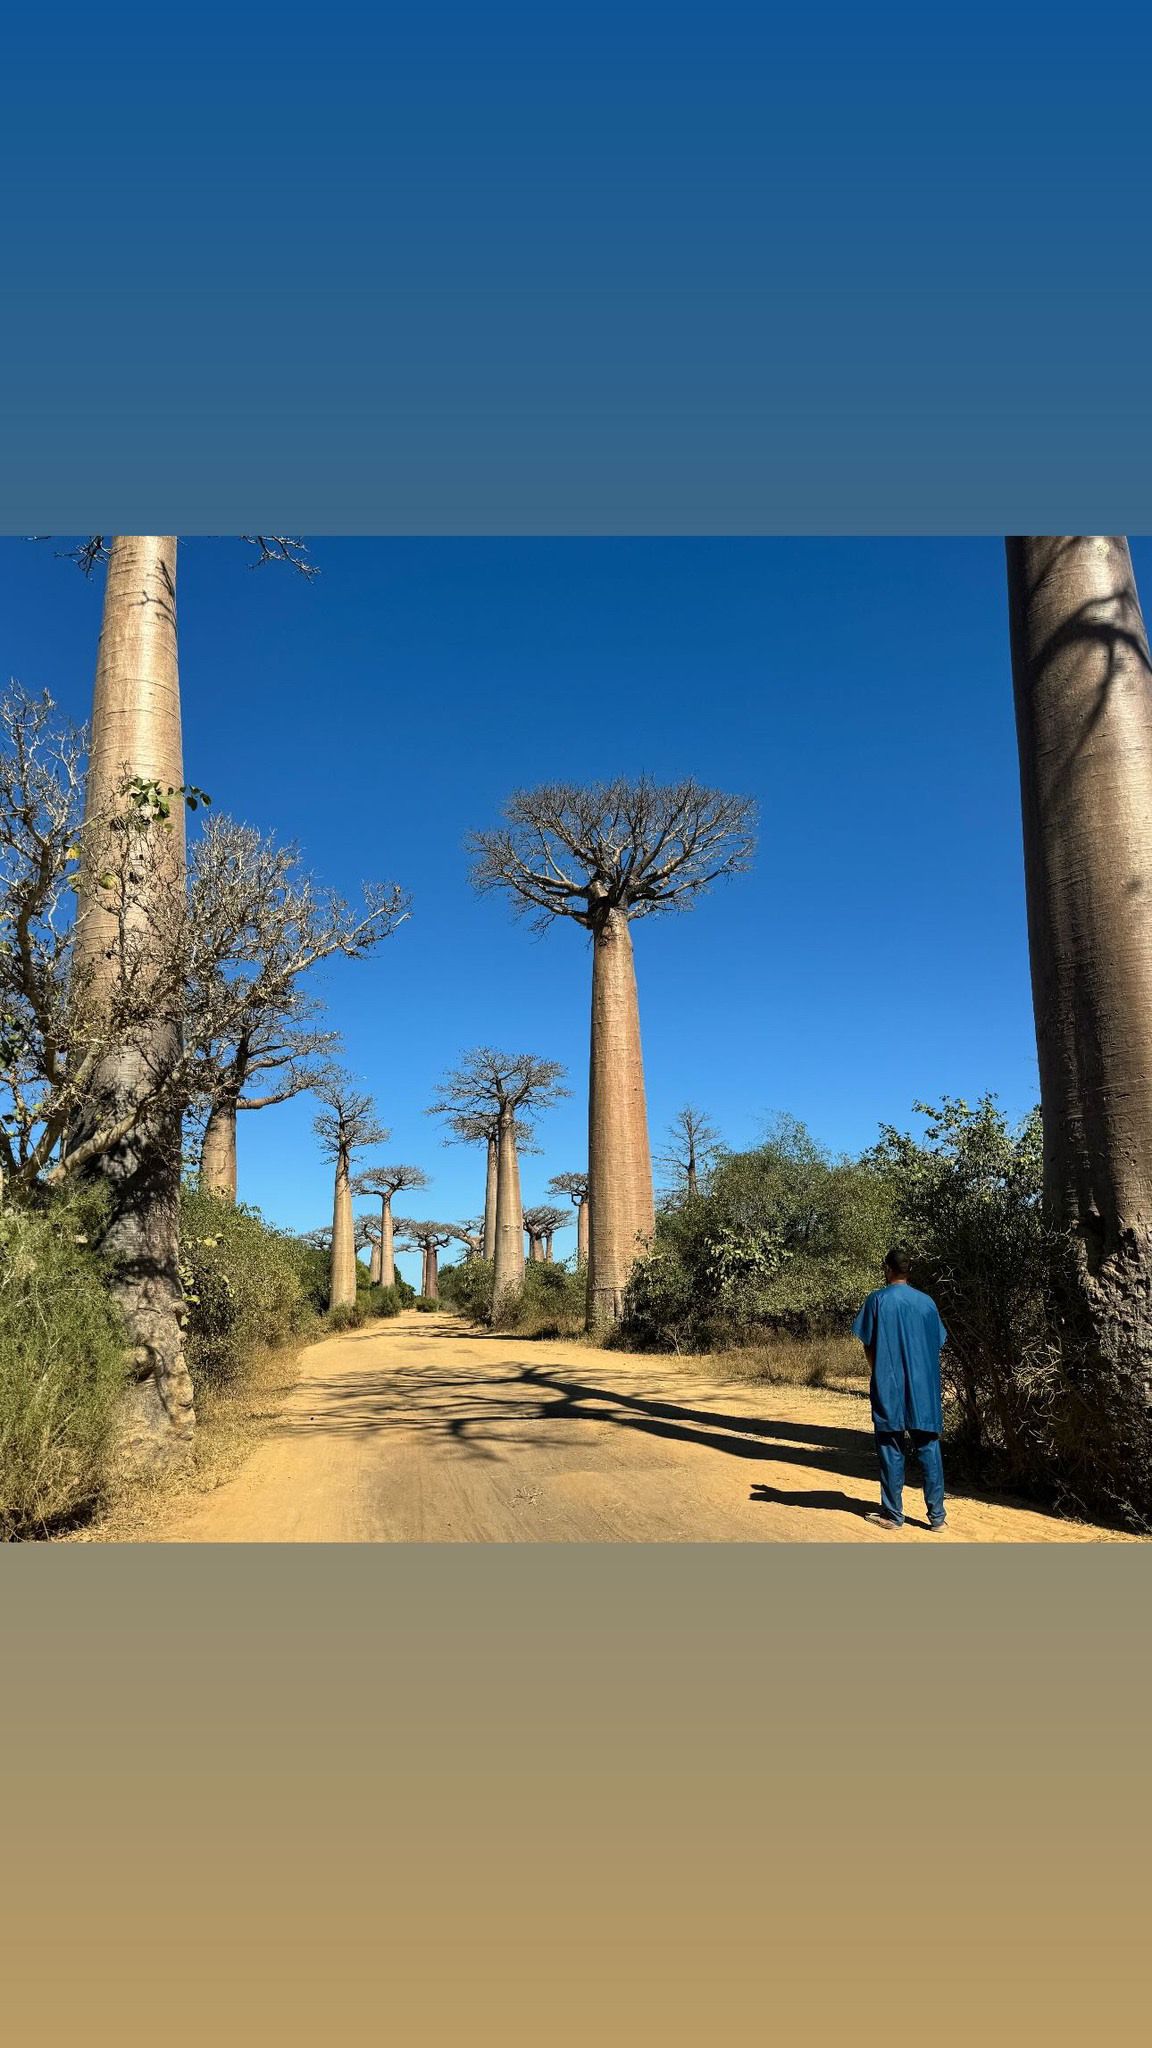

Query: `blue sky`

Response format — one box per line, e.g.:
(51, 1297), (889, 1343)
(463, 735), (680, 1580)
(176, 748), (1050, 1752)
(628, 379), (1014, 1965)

(6, 536), (1134, 1287)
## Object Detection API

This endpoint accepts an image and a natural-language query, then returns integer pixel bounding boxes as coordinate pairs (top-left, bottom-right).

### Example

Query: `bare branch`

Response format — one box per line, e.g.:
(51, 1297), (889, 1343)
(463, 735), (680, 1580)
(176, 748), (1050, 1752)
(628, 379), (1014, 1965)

(241, 536), (319, 577)
(470, 777), (757, 931)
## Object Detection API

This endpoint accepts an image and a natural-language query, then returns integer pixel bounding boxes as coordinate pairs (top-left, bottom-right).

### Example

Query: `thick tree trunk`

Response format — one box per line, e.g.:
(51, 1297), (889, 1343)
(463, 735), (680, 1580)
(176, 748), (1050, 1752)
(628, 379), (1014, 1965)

(425, 1247), (439, 1300)
(199, 1100), (238, 1203)
(587, 907), (655, 1329)
(528, 1231), (543, 1263)
(1008, 536), (1152, 1511)
(329, 1144), (357, 1309)
(368, 1233), (383, 1285)
(576, 1197), (590, 1268)
(71, 536), (193, 1467)
(544, 1232), (554, 1262)
(491, 1105), (525, 1313)
(483, 1132), (498, 1261)
(380, 1194), (396, 1287)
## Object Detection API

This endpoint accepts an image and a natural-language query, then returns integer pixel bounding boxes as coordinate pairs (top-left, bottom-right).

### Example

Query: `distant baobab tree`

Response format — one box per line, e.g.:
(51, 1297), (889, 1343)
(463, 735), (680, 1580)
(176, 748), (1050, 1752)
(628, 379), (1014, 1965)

(448, 1218), (486, 1258)
(472, 778), (756, 1328)
(657, 1105), (721, 1203)
(396, 1220), (457, 1300)
(190, 814), (407, 1202)
(438, 1109), (537, 1259)
(63, 534), (316, 1464)
(523, 1204), (569, 1263)
(354, 1165), (430, 1287)
(429, 1049), (567, 1314)
(548, 1171), (590, 1266)
(1007, 535), (1152, 1498)
(313, 1077), (388, 1312)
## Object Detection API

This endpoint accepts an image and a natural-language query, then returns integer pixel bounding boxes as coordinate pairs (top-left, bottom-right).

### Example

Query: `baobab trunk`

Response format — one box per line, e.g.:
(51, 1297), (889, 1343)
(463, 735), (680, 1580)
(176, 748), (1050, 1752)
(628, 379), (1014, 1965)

(329, 1146), (357, 1310)
(379, 1194), (396, 1287)
(587, 907), (655, 1329)
(576, 1197), (590, 1268)
(1008, 536), (1152, 1505)
(492, 1105), (525, 1313)
(528, 1231), (544, 1263)
(483, 1132), (498, 1261)
(199, 1100), (238, 1203)
(425, 1246), (440, 1300)
(544, 1232), (554, 1262)
(72, 536), (194, 1466)
(368, 1233), (383, 1285)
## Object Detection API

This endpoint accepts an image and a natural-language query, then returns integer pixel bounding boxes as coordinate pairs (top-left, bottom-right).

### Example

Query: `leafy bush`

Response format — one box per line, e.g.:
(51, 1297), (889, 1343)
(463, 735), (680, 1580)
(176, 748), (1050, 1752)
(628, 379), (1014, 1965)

(620, 1118), (893, 1352)
(326, 1301), (364, 1333)
(180, 1187), (316, 1392)
(866, 1096), (1148, 1520)
(359, 1282), (405, 1320)
(439, 1255), (586, 1336)
(490, 1261), (586, 1338)
(439, 1257), (494, 1323)
(0, 1198), (127, 1537)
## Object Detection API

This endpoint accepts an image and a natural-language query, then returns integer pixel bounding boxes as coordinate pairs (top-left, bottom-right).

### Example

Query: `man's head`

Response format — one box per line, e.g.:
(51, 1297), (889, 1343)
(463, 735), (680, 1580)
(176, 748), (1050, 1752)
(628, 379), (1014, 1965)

(883, 1245), (912, 1283)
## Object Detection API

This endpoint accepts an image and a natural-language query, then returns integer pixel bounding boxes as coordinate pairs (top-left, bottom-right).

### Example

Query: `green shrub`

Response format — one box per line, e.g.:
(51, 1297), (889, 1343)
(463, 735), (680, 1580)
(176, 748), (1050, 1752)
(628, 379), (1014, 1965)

(0, 1199), (127, 1538)
(326, 1301), (364, 1333)
(620, 1118), (893, 1352)
(360, 1283), (404, 1320)
(439, 1257), (494, 1322)
(490, 1261), (586, 1339)
(180, 1187), (316, 1393)
(866, 1097), (1120, 1511)
(295, 1242), (333, 1315)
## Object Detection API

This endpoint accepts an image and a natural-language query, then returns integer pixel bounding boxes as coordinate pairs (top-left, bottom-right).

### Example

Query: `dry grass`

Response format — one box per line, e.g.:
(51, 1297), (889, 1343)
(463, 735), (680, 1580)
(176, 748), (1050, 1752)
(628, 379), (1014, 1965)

(708, 1332), (868, 1396)
(64, 1340), (305, 1542)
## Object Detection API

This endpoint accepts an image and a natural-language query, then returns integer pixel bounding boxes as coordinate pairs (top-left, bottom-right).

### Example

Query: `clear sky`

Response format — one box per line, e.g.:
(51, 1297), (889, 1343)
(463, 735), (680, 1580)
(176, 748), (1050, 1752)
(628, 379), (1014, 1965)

(8, 536), (1139, 1288)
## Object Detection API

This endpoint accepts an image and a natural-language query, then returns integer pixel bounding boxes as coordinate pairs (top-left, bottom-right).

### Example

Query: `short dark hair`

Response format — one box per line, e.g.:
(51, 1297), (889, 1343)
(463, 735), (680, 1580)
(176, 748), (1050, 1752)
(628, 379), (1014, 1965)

(884, 1245), (912, 1277)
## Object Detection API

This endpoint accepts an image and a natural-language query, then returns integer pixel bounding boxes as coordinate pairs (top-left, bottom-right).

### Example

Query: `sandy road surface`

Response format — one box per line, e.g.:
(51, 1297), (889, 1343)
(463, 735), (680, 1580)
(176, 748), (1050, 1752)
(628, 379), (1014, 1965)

(151, 1311), (1133, 1542)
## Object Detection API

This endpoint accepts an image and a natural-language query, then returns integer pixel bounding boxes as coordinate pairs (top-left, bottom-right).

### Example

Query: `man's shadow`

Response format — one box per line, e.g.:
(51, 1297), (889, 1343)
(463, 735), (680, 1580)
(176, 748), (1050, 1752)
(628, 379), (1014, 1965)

(750, 1482), (873, 1520)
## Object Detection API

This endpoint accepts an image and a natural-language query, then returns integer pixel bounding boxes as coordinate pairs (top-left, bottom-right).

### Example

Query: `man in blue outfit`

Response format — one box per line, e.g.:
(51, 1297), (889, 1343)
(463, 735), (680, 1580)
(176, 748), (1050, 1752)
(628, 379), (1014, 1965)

(852, 1246), (948, 1532)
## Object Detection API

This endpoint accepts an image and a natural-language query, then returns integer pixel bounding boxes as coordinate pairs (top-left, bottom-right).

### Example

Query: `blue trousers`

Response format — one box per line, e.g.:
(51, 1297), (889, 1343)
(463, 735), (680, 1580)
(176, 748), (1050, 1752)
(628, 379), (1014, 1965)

(875, 1430), (945, 1525)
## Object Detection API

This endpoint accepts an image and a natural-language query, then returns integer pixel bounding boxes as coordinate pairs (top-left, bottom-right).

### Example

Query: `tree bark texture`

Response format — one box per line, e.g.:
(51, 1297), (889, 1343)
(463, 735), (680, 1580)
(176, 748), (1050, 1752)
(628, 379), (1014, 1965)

(72, 537), (193, 1467)
(329, 1145), (357, 1309)
(199, 1100), (238, 1203)
(587, 908), (655, 1328)
(1008, 536), (1152, 1518)
(380, 1194), (396, 1287)
(576, 1197), (590, 1268)
(492, 1105), (525, 1312)
(483, 1133), (498, 1261)
(368, 1234), (383, 1285)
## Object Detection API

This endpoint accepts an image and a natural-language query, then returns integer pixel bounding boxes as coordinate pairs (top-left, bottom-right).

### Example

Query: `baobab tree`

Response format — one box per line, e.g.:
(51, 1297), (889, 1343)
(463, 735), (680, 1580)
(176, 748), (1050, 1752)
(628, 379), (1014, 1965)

(314, 1077), (388, 1312)
(447, 1219), (486, 1258)
(548, 1171), (590, 1266)
(439, 1109), (536, 1259)
(523, 1204), (569, 1262)
(1007, 536), (1152, 1491)
(62, 534), (316, 1463)
(657, 1104), (721, 1204)
(429, 1049), (567, 1314)
(190, 814), (407, 1202)
(354, 1165), (429, 1286)
(472, 779), (756, 1328)
(396, 1220), (457, 1300)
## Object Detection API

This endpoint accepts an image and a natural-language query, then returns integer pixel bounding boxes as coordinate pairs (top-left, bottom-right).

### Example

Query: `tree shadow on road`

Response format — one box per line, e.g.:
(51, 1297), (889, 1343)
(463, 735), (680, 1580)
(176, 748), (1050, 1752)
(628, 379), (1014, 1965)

(282, 1347), (882, 1490)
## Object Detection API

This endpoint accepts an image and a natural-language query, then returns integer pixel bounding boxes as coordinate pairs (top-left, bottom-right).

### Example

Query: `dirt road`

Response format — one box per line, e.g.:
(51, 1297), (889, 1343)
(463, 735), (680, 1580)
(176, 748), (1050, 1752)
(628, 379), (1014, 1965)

(147, 1310), (1133, 1542)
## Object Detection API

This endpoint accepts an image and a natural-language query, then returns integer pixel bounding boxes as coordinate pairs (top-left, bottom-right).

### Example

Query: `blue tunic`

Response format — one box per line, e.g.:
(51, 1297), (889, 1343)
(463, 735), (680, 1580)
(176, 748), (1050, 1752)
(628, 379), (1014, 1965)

(852, 1283), (947, 1435)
